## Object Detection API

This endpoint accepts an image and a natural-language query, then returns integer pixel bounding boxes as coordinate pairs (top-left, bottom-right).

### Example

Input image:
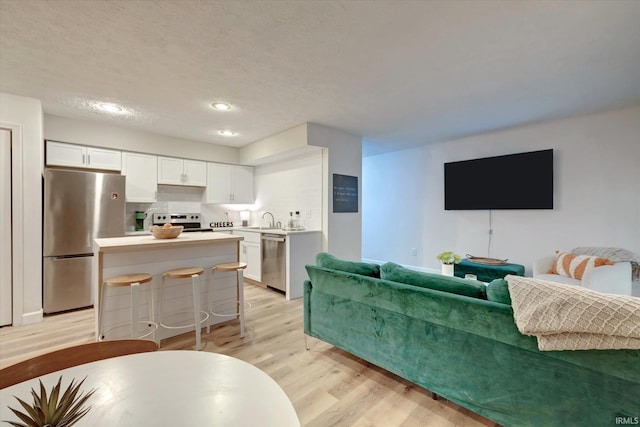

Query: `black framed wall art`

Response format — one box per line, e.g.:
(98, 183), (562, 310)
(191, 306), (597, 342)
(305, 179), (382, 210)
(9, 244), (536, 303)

(333, 174), (358, 213)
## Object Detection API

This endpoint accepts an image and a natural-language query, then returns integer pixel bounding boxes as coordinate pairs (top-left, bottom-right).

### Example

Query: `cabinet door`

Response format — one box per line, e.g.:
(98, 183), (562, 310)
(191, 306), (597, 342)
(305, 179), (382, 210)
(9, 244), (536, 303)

(206, 162), (231, 203)
(46, 141), (86, 168)
(122, 152), (157, 202)
(241, 241), (261, 281)
(230, 165), (254, 204)
(183, 160), (206, 187)
(157, 156), (184, 185)
(86, 147), (121, 171)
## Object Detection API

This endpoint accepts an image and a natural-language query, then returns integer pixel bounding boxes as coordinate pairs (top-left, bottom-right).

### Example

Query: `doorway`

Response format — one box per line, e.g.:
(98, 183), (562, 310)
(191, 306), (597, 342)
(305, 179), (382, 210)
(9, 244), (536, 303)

(0, 127), (12, 326)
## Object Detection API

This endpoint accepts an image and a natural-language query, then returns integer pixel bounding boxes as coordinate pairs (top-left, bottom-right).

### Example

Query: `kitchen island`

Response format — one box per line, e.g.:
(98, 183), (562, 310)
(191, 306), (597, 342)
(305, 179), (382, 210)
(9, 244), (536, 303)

(93, 232), (242, 342)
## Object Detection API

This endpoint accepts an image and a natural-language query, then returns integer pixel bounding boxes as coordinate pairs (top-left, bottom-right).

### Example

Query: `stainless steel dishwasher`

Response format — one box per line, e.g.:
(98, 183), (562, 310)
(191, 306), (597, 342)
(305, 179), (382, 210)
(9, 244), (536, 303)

(261, 233), (286, 292)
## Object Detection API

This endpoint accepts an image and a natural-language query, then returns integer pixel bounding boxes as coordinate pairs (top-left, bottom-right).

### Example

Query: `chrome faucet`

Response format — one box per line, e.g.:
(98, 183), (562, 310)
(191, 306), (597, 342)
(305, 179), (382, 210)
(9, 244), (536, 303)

(262, 211), (275, 228)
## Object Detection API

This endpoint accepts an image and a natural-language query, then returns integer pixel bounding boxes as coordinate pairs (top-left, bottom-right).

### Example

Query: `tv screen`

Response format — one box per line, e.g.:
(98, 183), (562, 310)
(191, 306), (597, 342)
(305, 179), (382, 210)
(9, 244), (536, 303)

(444, 149), (553, 210)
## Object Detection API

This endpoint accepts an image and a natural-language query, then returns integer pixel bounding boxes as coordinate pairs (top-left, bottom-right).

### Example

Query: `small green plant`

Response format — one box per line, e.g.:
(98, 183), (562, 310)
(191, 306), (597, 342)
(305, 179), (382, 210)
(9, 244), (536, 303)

(5, 376), (96, 427)
(436, 251), (461, 265)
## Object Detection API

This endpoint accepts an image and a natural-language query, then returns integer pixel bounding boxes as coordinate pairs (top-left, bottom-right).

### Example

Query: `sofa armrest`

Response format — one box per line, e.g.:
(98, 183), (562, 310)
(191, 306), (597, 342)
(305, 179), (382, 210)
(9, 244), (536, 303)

(533, 256), (555, 277)
(582, 262), (632, 295)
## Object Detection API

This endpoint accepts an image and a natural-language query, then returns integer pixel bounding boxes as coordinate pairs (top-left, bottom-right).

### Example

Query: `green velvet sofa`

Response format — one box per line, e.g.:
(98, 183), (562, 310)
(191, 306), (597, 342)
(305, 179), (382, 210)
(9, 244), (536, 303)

(303, 253), (640, 427)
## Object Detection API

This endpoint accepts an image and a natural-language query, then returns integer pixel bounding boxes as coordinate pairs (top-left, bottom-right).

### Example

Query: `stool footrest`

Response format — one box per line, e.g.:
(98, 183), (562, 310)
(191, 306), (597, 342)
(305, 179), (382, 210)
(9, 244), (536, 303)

(210, 301), (252, 317)
(160, 311), (209, 330)
(100, 321), (158, 341)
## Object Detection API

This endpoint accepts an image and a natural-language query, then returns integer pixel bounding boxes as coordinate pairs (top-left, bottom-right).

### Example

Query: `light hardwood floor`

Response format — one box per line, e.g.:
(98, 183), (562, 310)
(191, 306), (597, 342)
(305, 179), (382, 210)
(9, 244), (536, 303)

(0, 283), (499, 427)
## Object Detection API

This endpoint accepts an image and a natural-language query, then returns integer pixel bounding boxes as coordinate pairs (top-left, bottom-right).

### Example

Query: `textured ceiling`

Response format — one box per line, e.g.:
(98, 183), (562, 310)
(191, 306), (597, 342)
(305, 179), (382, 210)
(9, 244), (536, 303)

(1, 1), (640, 156)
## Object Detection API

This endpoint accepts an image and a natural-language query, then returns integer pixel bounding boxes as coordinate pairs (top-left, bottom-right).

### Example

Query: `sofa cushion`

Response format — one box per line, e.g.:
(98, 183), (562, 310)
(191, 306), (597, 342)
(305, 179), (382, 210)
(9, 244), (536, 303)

(535, 273), (582, 286)
(380, 262), (487, 299)
(550, 252), (613, 280)
(486, 278), (511, 305)
(316, 252), (380, 278)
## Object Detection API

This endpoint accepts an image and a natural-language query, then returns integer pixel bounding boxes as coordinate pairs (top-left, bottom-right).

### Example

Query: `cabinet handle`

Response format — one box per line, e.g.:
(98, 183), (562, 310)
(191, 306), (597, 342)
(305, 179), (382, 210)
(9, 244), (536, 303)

(87, 154), (91, 165)
(82, 154), (86, 165)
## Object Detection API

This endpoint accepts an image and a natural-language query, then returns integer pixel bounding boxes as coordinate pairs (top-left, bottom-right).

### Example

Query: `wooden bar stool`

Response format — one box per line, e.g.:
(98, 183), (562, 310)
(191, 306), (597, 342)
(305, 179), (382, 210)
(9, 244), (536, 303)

(98, 273), (158, 344)
(158, 267), (209, 350)
(208, 262), (251, 338)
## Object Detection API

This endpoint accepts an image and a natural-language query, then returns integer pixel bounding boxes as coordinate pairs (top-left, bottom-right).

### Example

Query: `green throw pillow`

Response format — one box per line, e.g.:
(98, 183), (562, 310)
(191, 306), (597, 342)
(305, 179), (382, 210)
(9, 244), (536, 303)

(486, 278), (512, 305)
(380, 262), (487, 299)
(316, 252), (381, 278)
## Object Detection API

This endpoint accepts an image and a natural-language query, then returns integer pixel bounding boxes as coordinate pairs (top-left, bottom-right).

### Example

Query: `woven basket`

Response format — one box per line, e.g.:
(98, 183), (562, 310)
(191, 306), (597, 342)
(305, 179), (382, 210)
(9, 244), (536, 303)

(151, 225), (183, 239)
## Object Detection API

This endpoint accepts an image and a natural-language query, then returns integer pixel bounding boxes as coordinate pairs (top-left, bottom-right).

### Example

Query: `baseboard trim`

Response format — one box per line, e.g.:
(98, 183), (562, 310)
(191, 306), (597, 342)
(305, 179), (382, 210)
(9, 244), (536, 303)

(21, 309), (43, 325)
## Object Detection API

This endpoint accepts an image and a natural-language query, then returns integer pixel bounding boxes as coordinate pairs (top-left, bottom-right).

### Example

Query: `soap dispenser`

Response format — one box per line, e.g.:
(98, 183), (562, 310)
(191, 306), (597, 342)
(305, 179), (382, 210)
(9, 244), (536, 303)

(294, 211), (301, 229)
(288, 212), (294, 229)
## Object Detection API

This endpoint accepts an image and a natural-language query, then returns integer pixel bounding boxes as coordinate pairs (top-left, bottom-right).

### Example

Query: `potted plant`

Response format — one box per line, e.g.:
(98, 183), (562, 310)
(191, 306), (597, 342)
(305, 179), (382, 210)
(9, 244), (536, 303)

(436, 251), (461, 276)
(6, 376), (96, 427)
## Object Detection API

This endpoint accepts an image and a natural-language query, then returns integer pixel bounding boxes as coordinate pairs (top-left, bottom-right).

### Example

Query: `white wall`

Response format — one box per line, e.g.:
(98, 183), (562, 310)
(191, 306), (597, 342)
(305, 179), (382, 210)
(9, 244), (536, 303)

(252, 149), (323, 230)
(240, 121), (363, 260)
(0, 92), (44, 325)
(363, 106), (640, 274)
(239, 123), (309, 166)
(308, 123), (362, 260)
(45, 114), (238, 164)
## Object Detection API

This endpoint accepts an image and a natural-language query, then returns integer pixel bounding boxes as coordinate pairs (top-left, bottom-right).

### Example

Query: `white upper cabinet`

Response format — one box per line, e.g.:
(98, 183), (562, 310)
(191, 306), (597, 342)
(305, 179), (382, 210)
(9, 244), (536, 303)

(231, 165), (255, 204)
(183, 160), (207, 186)
(206, 163), (232, 203)
(157, 156), (206, 186)
(206, 163), (254, 204)
(86, 147), (122, 171)
(46, 141), (121, 171)
(157, 157), (183, 185)
(121, 152), (157, 202)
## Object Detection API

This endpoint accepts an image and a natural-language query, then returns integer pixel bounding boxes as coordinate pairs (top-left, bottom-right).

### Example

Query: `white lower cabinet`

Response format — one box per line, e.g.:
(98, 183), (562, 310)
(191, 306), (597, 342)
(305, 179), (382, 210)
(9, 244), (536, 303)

(235, 231), (261, 281)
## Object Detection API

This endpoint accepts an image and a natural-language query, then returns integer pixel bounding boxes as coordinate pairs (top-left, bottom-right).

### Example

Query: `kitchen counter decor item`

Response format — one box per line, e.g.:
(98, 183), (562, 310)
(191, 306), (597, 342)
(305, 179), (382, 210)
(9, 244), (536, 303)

(437, 251), (461, 276)
(135, 211), (145, 231)
(465, 254), (509, 266)
(151, 225), (183, 239)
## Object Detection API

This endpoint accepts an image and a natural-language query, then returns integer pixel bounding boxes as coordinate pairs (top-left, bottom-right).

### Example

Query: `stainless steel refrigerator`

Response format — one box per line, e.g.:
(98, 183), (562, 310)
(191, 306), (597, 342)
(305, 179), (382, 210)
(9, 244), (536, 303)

(43, 169), (125, 314)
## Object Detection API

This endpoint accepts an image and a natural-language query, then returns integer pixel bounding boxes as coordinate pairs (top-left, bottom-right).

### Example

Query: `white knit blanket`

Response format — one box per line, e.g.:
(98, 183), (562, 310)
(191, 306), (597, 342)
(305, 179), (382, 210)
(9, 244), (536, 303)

(506, 275), (640, 351)
(572, 246), (640, 282)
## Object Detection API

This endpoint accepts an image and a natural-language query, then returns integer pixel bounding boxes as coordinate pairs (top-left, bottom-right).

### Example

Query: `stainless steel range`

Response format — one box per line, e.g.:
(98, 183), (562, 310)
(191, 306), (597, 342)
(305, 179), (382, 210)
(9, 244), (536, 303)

(152, 213), (213, 232)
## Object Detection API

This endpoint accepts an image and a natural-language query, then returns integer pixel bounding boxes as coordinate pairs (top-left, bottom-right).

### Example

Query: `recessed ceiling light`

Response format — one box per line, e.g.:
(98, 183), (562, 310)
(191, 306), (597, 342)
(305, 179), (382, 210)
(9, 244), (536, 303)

(219, 130), (237, 137)
(97, 103), (124, 113)
(211, 102), (232, 111)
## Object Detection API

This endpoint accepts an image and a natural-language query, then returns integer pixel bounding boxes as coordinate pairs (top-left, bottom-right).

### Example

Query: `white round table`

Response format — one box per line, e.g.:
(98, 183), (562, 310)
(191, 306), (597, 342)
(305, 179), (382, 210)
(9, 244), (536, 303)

(0, 351), (300, 426)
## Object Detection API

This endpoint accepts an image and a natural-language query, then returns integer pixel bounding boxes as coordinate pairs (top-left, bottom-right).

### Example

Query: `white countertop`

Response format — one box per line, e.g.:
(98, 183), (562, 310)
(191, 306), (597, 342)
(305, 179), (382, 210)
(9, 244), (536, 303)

(95, 231), (241, 253)
(233, 227), (321, 236)
(124, 227), (322, 237)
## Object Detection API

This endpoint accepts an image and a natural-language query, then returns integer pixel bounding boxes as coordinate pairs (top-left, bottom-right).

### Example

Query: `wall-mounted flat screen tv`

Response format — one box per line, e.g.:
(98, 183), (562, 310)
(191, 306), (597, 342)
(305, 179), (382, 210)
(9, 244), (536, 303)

(444, 149), (553, 210)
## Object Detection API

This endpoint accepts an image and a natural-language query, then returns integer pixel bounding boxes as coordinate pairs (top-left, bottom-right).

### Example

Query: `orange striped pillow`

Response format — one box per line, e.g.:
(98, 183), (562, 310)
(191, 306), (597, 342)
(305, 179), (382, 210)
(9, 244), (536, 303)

(549, 251), (613, 280)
